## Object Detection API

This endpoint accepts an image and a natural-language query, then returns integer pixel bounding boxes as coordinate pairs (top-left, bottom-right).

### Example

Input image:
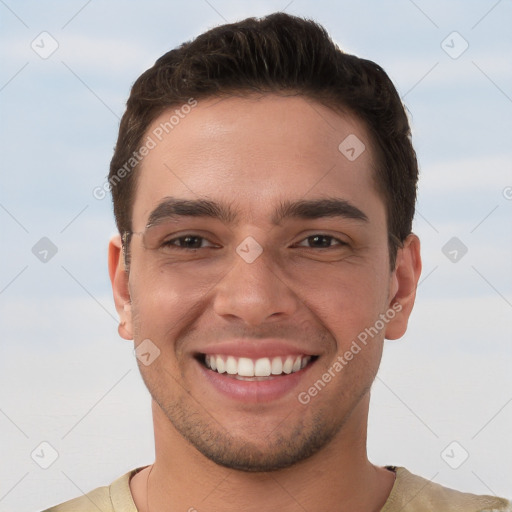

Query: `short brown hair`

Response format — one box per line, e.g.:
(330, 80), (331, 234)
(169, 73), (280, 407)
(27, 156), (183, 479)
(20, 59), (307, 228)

(109, 12), (418, 269)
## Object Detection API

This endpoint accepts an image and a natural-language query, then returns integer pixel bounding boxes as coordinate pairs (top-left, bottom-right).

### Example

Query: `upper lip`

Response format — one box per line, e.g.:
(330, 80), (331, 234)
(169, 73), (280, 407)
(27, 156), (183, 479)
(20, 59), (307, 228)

(195, 339), (319, 359)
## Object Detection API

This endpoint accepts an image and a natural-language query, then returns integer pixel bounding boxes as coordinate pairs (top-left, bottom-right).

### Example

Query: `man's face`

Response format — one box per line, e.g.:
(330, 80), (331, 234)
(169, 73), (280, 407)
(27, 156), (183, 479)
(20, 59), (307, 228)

(118, 95), (404, 471)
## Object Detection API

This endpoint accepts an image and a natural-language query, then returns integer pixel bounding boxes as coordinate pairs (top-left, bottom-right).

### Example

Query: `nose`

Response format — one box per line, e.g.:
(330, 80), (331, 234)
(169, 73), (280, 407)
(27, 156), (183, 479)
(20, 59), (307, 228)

(212, 246), (300, 326)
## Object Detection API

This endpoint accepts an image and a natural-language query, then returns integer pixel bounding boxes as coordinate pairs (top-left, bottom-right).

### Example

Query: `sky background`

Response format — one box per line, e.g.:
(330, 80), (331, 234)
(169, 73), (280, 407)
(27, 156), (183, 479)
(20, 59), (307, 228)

(0, 0), (511, 510)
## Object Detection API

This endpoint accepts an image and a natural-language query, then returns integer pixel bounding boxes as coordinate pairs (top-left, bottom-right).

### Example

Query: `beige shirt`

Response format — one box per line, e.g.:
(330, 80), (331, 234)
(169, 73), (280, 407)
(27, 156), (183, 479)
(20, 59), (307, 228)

(43, 466), (511, 512)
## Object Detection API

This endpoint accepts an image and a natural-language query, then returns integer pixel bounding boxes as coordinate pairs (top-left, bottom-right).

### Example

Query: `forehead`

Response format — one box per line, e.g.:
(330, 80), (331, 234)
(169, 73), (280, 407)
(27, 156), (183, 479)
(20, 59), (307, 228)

(132, 94), (384, 230)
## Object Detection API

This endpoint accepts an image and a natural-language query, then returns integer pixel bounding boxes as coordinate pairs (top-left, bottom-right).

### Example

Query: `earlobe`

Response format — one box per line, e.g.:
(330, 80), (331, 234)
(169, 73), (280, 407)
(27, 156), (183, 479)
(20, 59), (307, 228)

(108, 234), (134, 340)
(384, 234), (422, 341)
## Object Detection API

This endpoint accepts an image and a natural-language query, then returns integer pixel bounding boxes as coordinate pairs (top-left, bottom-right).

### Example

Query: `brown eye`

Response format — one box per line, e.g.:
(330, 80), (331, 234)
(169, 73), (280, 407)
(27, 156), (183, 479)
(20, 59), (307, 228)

(297, 235), (346, 249)
(163, 235), (216, 249)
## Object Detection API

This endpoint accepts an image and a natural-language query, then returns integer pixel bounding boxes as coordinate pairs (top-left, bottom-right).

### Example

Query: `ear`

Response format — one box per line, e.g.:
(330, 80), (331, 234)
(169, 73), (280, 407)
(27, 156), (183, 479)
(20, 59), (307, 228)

(384, 233), (422, 340)
(108, 234), (133, 340)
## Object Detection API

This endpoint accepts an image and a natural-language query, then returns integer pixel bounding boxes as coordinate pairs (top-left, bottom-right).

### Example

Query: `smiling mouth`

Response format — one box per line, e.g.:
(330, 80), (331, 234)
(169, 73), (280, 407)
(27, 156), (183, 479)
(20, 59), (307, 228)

(198, 354), (318, 381)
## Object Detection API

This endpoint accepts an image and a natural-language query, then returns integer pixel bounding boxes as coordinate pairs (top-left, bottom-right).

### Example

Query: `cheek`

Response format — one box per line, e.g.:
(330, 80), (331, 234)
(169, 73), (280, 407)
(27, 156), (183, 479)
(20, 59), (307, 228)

(128, 263), (203, 340)
(301, 270), (388, 400)
(297, 261), (390, 349)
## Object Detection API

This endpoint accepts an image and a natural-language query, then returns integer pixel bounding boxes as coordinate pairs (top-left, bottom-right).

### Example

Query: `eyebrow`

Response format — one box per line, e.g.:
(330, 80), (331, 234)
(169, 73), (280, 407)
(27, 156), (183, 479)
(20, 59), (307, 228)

(273, 198), (368, 224)
(145, 197), (368, 228)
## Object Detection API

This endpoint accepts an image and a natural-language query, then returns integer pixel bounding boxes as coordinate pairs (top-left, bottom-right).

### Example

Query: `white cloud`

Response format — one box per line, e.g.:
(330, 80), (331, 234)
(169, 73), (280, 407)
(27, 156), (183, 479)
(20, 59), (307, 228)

(419, 155), (512, 193)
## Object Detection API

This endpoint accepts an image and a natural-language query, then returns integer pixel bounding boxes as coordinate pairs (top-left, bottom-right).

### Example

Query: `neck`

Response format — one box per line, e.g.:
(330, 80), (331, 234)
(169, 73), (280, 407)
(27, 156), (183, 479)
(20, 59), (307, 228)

(131, 395), (395, 512)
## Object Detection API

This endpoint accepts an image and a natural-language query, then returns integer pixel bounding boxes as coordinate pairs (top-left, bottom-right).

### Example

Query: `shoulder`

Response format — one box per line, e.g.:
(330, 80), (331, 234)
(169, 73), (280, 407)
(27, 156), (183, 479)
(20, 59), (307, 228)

(41, 484), (112, 512)
(382, 466), (511, 512)
(41, 468), (142, 512)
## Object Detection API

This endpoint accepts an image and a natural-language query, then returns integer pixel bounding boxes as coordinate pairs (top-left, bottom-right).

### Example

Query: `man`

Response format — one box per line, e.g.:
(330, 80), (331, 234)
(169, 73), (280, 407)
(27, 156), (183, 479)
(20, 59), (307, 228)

(44, 12), (510, 512)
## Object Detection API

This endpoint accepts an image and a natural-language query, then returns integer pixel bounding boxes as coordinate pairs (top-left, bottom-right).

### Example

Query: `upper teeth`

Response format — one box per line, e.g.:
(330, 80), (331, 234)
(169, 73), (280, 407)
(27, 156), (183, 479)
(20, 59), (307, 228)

(205, 355), (311, 377)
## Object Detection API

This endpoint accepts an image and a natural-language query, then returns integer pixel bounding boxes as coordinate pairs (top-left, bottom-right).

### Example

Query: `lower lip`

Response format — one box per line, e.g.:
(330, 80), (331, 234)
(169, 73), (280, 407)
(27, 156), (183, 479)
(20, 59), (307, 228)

(197, 359), (316, 403)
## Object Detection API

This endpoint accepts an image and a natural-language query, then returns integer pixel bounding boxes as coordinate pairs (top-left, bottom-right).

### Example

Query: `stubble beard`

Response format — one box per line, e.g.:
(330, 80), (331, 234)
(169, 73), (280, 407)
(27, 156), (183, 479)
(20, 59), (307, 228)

(143, 366), (371, 473)
(131, 302), (375, 473)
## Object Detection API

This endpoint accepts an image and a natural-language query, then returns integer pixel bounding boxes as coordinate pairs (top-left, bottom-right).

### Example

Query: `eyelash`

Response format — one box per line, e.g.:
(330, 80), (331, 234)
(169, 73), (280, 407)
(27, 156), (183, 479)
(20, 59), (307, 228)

(162, 234), (348, 250)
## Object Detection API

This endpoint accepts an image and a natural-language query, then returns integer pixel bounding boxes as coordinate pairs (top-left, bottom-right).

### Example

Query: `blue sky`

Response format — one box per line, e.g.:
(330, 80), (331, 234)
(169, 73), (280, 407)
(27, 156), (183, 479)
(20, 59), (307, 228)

(0, 0), (511, 510)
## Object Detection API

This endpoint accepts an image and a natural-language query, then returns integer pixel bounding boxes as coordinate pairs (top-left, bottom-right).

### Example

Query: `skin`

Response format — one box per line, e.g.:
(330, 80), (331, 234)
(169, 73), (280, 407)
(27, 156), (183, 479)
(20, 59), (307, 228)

(109, 95), (421, 512)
